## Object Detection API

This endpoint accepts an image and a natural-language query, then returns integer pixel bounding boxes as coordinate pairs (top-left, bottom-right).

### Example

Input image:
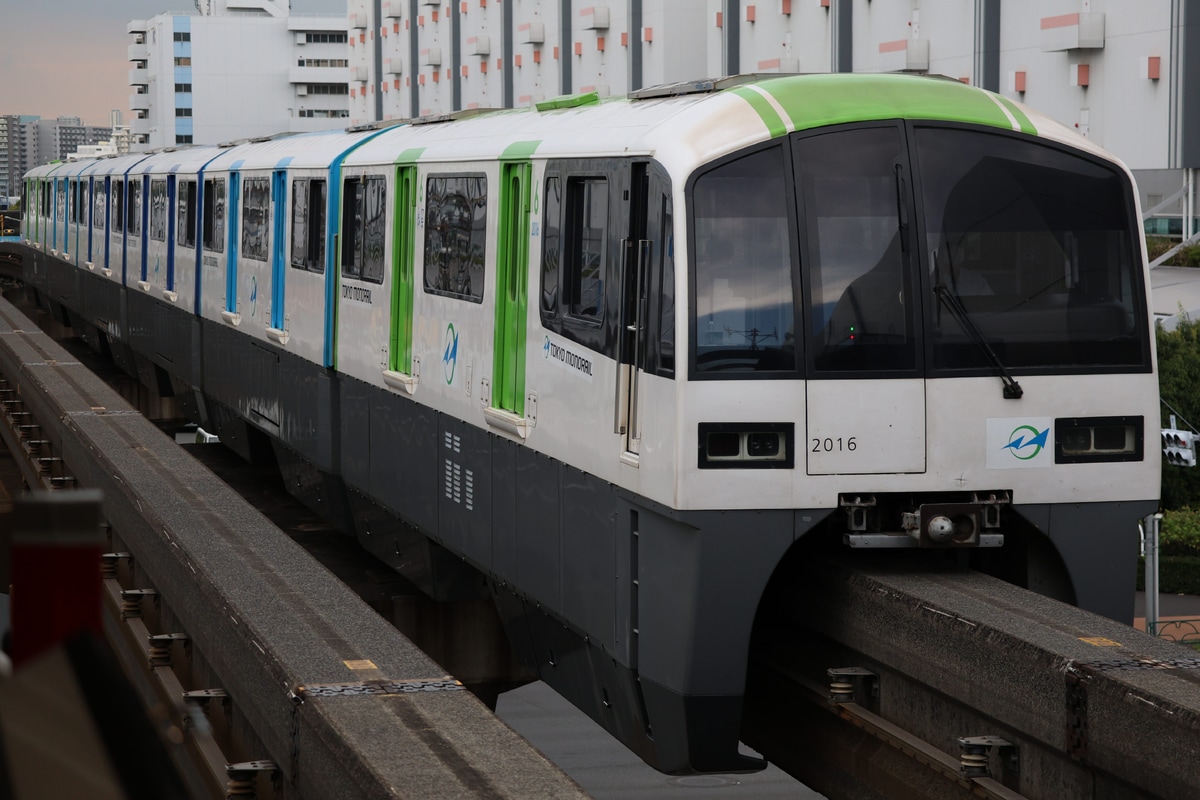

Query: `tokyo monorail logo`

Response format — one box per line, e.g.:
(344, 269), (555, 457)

(986, 417), (1052, 470)
(1003, 425), (1049, 460)
(442, 323), (458, 385)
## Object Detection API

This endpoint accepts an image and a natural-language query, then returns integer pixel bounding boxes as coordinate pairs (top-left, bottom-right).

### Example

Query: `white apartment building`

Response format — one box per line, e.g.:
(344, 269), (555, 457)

(346, 0), (1200, 226)
(128, 0), (351, 150)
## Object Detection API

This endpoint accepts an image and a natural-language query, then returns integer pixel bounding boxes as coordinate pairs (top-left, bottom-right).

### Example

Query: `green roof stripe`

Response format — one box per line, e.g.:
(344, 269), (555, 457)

(729, 86), (788, 139)
(501, 140), (541, 160)
(394, 147), (426, 165)
(993, 93), (1037, 135)
(732, 74), (1032, 137)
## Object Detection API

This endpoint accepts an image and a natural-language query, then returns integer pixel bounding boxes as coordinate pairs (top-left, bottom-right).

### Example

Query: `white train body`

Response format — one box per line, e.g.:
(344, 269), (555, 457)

(20, 74), (1159, 774)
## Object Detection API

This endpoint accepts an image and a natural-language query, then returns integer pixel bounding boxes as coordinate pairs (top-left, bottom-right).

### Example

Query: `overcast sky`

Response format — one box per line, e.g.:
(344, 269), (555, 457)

(0, 0), (343, 127)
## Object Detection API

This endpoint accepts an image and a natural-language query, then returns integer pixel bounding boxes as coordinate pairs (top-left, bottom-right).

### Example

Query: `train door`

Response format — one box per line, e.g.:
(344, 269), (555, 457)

(616, 163), (669, 460)
(794, 124), (926, 475)
(270, 169), (287, 332)
(490, 159), (532, 426)
(386, 163), (419, 387)
(225, 171), (242, 322)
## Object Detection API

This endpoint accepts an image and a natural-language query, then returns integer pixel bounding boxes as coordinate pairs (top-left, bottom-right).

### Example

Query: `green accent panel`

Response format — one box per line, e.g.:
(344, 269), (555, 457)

(394, 147), (426, 165)
(728, 87), (788, 139)
(733, 74), (1031, 136)
(390, 165), (418, 373)
(993, 94), (1037, 135)
(535, 91), (599, 112)
(501, 140), (542, 161)
(492, 161), (532, 416)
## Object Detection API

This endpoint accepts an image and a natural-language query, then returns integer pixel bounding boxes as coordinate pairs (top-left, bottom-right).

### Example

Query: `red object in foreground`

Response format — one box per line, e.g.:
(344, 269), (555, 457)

(10, 490), (104, 669)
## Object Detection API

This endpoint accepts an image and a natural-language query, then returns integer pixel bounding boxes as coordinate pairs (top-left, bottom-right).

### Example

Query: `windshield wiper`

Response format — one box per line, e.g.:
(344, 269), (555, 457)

(934, 284), (1024, 399)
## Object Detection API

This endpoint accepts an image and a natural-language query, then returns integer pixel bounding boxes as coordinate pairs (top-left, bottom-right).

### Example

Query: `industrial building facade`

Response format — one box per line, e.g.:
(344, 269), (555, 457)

(345, 0), (1200, 226)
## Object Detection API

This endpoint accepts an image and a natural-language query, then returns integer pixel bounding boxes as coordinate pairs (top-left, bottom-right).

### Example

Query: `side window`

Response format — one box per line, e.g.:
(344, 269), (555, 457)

(150, 179), (167, 242)
(93, 179), (106, 230)
(423, 174), (486, 302)
(178, 180), (197, 248)
(564, 177), (608, 322)
(112, 180), (125, 232)
(341, 175), (386, 283)
(540, 175), (561, 317)
(127, 179), (142, 236)
(656, 193), (675, 376)
(203, 178), (226, 253)
(291, 178), (327, 273)
(241, 177), (270, 261)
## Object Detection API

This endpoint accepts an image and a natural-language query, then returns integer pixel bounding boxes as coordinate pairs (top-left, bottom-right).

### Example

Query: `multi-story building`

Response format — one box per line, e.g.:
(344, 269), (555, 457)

(0, 114), (111, 199)
(347, 0), (1200, 228)
(128, 0), (351, 149)
(35, 116), (113, 163)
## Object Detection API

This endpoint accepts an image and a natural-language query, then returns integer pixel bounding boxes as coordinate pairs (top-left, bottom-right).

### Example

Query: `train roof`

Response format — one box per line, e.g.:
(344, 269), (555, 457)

(202, 128), (384, 172)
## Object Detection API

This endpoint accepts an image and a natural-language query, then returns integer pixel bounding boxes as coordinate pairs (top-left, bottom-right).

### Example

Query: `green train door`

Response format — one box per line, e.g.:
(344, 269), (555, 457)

(386, 162), (419, 391)
(489, 157), (533, 435)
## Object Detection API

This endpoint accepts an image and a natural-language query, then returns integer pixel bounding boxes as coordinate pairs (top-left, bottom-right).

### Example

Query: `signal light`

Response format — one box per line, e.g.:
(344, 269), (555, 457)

(1162, 428), (1197, 467)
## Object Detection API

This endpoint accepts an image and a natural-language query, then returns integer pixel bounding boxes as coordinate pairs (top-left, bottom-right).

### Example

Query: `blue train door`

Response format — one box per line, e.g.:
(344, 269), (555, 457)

(225, 171), (241, 320)
(270, 169), (287, 332)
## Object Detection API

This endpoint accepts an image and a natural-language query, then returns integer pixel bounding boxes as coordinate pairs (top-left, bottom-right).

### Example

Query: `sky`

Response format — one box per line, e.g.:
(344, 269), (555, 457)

(0, 0), (343, 127)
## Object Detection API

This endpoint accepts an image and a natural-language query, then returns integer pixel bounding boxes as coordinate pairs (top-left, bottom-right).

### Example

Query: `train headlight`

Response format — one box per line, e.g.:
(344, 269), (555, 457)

(1055, 416), (1143, 464)
(698, 423), (794, 469)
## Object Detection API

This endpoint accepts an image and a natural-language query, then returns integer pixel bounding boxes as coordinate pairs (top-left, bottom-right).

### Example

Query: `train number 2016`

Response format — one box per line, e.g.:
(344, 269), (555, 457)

(811, 437), (857, 453)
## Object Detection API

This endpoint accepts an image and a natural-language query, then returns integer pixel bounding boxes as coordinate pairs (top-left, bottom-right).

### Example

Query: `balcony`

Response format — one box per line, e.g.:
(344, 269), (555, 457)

(288, 66), (351, 85)
(127, 19), (147, 34)
(129, 93), (151, 111)
(128, 42), (149, 61)
(130, 118), (152, 135)
(129, 68), (149, 86)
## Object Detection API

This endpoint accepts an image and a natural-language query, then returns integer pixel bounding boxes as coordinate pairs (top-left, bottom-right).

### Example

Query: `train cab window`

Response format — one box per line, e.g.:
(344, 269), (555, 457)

(691, 145), (797, 375)
(564, 177), (608, 323)
(112, 180), (125, 232)
(655, 194), (675, 376)
(150, 179), (168, 242)
(291, 178), (326, 273)
(423, 174), (486, 302)
(203, 178), (225, 253)
(127, 179), (142, 236)
(915, 127), (1147, 370)
(178, 180), (197, 248)
(795, 126), (917, 373)
(341, 175), (386, 283)
(241, 177), (270, 261)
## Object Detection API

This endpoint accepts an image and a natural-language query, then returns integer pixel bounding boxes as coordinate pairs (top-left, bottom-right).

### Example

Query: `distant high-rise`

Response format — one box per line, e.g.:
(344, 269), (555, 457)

(128, 0), (350, 150)
(110, 109), (124, 129)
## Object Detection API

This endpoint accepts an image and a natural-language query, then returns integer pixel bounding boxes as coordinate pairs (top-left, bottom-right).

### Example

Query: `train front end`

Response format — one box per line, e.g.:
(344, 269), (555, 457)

(676, 74), (1158, 621)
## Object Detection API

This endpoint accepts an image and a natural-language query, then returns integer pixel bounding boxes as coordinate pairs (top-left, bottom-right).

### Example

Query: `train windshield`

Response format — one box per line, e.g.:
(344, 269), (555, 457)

(916, 127), (1145, 371)
(687, 123), (1148, 379)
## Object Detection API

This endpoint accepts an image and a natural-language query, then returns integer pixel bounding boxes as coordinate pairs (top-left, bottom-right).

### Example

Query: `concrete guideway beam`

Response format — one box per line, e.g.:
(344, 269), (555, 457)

(0, 295), (587, 800)
(772, 556), (1200, 799)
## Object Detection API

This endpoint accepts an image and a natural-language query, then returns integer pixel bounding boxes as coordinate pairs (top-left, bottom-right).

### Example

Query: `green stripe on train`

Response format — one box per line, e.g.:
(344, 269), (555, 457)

(732, 73), (1038, 136)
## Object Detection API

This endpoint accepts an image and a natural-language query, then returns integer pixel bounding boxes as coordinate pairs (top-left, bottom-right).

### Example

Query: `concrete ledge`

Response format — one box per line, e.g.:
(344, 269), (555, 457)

(0, 296), (587, 799)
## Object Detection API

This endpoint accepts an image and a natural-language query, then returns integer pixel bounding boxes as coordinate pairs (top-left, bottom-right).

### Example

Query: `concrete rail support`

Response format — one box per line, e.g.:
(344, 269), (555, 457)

(0, 295), (587, 799)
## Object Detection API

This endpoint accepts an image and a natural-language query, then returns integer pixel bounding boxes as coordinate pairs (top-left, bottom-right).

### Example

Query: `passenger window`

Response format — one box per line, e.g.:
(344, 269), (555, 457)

(564, 177), (607, 323)
(341, 175), (386, 283)
(657, 194), (675, 375)
(150, 179), (168, 242)
(423, 174), (486, 302)
(291, 178), (327, 273)
(203, 178), (225, 253)
(241, 177), (270, 261)
(127, 179), (142, 236)
(692, 145), (797, 374)
(178, 180), (197, 248)
(94, 181), (106, 232)
(112, 180), (125, 232)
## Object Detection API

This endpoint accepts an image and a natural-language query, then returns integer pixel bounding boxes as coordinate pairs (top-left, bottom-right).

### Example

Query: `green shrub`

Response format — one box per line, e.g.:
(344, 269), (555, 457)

(1137, 556), (1200, 595)
(1160, 508), (1200, 556)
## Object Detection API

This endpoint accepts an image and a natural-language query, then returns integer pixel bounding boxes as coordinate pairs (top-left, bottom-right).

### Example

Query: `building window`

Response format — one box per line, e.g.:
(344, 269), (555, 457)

(175, 108), (193, 117)
(175, 134), (193, 144)
(305, 32), (348, 43)
(297, 109), (350, 118)
(173, 32), (191, 42)
(306, 84), (349, 95)
(175, 83), (192, 93)
(174, 56), (192, 66)
(297, 58), (349, 68)
(341, 175), (386, 283)
(424, 175), (487, 303)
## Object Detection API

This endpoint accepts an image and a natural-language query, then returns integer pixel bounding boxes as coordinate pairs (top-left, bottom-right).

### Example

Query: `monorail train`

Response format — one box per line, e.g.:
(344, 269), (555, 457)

(20, 73), (1159, 774)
